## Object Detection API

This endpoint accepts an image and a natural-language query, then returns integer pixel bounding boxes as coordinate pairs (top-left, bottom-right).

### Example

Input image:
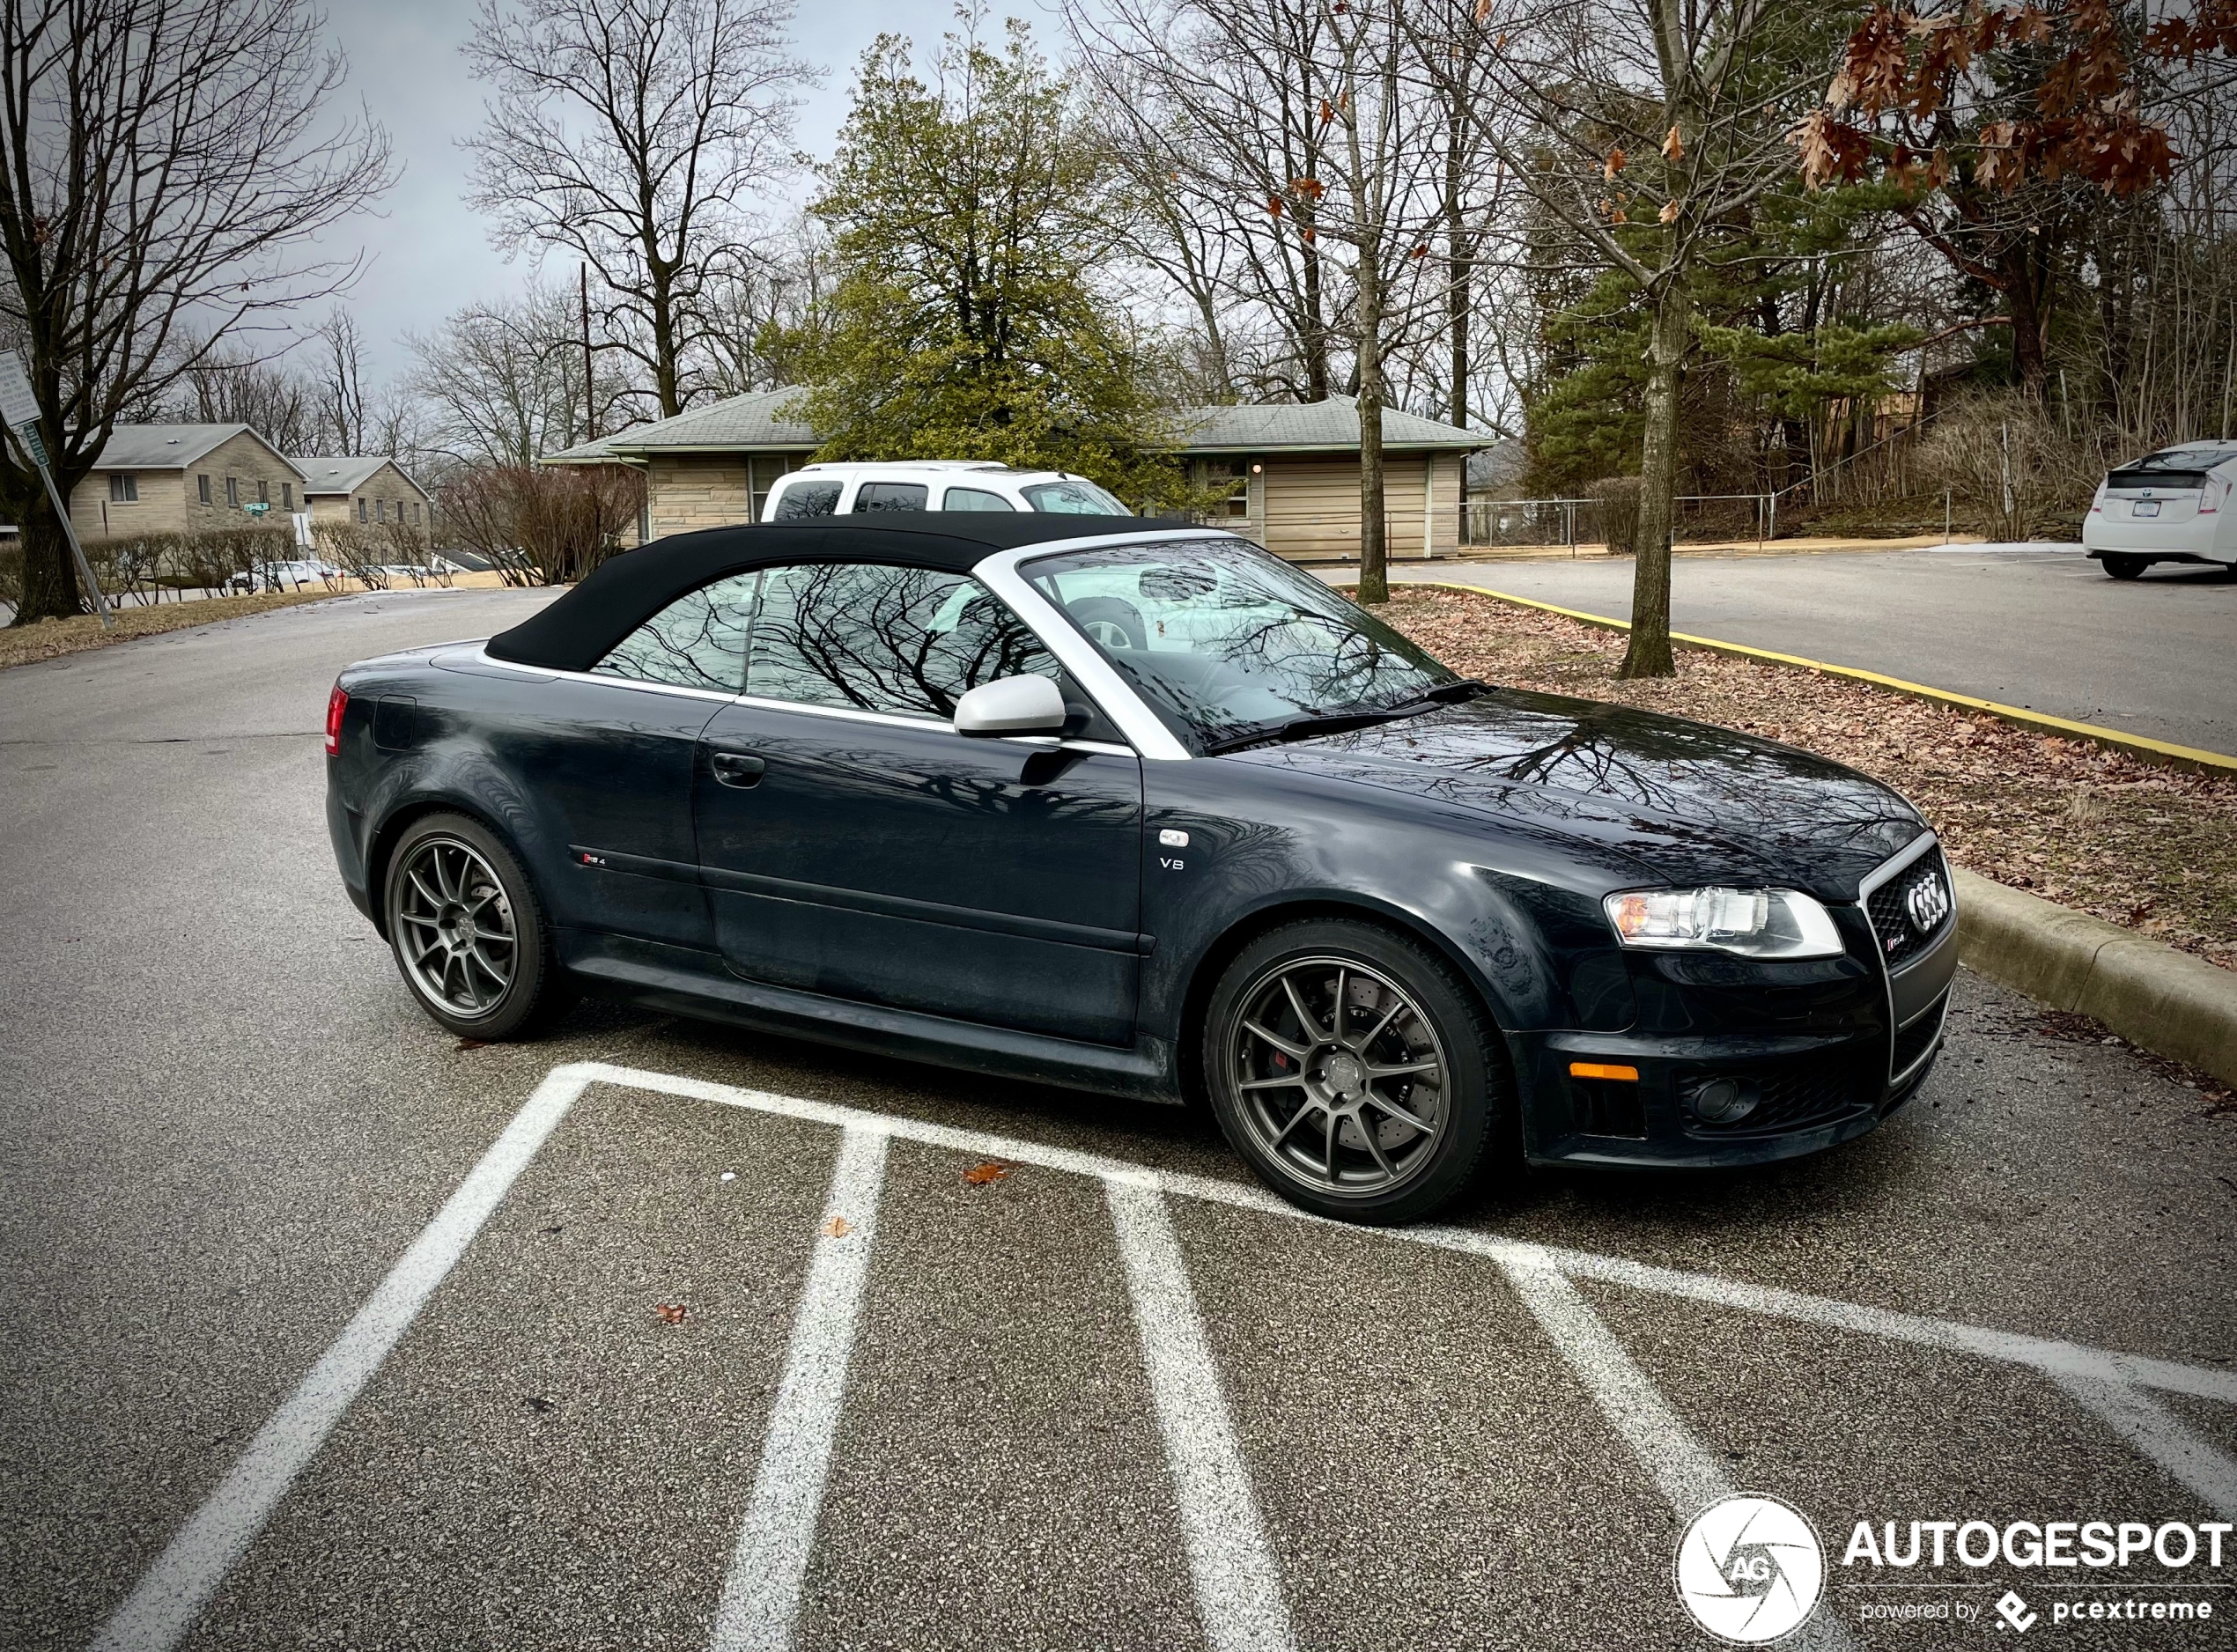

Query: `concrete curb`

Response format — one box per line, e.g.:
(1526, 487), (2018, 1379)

(1953, 869), (2237, 1088)
(1382, 579), (2237, 779)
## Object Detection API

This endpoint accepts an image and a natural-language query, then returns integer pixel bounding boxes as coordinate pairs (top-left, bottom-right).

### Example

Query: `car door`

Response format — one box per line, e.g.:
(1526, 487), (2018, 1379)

(504, 571), (755, 949)
(691, 560), (1145, 1045)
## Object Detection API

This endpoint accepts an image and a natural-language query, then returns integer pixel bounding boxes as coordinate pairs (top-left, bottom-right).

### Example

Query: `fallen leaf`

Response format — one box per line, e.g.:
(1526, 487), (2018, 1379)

(654, 1302), (688, 1324)
(522, 1395), (554, 1412)
(455, 1037), (488, 1051)
(963, 1162), (1011, 1186)
(823, 1215), (853, 1237)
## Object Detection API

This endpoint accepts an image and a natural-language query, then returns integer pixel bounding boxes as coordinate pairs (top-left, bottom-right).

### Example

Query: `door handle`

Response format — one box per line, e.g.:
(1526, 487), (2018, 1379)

(711, 750), (766, 788)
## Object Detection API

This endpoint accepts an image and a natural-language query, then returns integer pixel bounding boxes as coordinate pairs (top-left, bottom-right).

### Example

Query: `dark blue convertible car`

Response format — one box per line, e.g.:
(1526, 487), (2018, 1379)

(325, 516), (1955, 1221)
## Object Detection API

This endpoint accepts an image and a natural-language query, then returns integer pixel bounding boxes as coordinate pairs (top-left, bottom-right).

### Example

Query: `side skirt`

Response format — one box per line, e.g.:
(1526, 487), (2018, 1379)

(557, 929), (1183, 1105)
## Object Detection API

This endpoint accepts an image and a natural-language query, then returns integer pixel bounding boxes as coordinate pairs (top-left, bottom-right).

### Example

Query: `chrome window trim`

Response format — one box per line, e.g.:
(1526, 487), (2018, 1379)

(973, 531), (1246, 763)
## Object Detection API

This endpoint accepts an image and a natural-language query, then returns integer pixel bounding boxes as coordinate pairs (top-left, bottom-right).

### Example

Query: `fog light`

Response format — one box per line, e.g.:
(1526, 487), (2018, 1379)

(1690, 1077), (1757, 1124)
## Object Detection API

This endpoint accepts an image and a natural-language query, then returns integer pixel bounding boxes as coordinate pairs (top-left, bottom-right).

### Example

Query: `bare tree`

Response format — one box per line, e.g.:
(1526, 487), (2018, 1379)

(1432, 0), (1820, 674)
(405, 283), (614, 466)
(462, 0), (814, 418)
(310, 309), (371, 454)
(0, 0), (392, 623)
(1073, 0), (1453, 601)
(170, 344), (319, 452)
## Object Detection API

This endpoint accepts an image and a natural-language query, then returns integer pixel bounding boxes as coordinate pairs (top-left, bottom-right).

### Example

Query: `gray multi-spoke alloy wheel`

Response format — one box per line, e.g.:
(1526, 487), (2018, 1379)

(383, 813), (567, 1039)
(1203, 918), (1506, 1223)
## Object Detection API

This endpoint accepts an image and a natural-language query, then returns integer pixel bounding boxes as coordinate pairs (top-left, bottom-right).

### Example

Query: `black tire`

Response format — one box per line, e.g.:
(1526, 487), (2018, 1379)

(1067, 596), (1147, 652)
(2101, 554), (2147, 579)
(1200, 918), (1508, 1223)
(382, 812), (571, 1040)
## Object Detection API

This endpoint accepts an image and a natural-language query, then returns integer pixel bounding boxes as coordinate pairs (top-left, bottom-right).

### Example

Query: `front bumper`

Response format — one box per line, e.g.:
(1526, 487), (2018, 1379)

(1519, 852), (1959, 1169)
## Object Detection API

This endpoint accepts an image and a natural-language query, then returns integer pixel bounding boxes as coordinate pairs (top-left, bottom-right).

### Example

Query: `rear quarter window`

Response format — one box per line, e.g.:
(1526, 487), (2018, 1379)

(770, 480), (842, 520)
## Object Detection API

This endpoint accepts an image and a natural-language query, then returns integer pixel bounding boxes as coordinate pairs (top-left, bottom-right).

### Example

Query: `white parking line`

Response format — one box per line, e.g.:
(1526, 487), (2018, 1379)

(1108, 1177), (1297, 1652)
(713, 1128), (890, 1652)
(96, 1058), (2237, 1652)
(88, 1069), (584, 1652)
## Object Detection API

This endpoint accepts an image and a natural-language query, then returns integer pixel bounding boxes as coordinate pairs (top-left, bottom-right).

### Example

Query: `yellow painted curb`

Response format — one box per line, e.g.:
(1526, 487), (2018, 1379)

(1376, 579), (2237, 780)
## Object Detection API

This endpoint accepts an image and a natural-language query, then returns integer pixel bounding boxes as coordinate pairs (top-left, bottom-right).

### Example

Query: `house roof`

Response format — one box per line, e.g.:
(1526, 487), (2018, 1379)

(540, 390), (1487, 466)
(543, 389), (817, 464)
(92, 424), (306, 475)
(1173, 396), (1485, 454)
(291, 455), (426, 498)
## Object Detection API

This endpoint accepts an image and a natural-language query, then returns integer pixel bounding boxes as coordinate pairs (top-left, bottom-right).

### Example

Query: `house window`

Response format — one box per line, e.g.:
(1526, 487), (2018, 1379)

(410, 501), (420, 525)
(749, 454), (801, 522)
(1207, 461), (1251, 519)
(257, 479), (269, 504)
(197, 475), (211, 505)
(107, 474), (138, 503)
(282, 483), (292, 510)
(358, 498), (368, 522)
(225, 476), (239, 508)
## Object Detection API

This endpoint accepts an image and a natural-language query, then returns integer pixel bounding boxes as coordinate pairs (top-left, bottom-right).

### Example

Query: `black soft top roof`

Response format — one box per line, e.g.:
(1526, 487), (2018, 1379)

(484, 515), (1187, 673)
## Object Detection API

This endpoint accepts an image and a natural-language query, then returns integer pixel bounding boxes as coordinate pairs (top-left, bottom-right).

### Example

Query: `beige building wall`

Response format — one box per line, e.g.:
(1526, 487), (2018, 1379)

(307, 461), (433, 532)
(646, 454), (753, 538)
(75, 431), (304, 543)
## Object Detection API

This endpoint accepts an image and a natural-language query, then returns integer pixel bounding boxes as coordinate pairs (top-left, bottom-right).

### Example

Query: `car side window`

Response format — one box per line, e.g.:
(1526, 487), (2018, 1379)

(853, 482), (928, 513)
(771, 480), (840, 520)
(591, 572), (759, 693)
(941, 486), (1015, 512)
(745, 562), (1118, 741)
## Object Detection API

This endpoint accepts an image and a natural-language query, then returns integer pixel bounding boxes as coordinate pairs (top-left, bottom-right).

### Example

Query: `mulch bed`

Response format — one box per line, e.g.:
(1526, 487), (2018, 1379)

(1375, 585), (2237, 975)
(0, 589), (338, 672)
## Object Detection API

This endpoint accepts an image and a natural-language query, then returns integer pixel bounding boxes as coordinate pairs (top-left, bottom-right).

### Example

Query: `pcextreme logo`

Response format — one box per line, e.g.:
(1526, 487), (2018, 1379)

(1676, 1495), (1827, 1644)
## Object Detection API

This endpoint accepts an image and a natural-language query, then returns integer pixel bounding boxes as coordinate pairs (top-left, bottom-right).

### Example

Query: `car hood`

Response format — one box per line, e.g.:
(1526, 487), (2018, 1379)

(1228, 689), (1923, 900)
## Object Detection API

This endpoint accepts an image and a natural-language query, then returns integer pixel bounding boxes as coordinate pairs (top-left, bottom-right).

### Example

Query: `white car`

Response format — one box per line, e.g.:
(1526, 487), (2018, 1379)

(2083, 441), (2237, 579)
(759, 461), (1131, 522)
(225, 558), (340, 594)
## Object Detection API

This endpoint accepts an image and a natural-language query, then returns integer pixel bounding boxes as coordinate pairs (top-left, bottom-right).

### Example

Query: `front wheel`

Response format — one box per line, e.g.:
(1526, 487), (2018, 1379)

(383, 813), (569, 1039)
(2101, 554), (2147, 579)
(1201, 919), (1507, 1223)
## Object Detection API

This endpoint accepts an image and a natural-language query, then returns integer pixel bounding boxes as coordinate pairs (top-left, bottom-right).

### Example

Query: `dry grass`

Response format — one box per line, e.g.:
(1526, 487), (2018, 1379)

(0, 589), (339, 673)
(1377, 585), (2237, 972)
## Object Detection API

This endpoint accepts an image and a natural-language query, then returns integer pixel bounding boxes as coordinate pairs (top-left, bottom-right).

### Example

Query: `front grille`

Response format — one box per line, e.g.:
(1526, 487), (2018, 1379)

(1867, 850), (1953, 964)
(1892, 991), (1949, 1078)
(1680, 1054), (1871, 1137)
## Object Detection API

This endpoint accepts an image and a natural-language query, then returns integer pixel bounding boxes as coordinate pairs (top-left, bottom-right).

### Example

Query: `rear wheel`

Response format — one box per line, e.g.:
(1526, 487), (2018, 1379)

(1201, 919), (1506, 1223)
(2101, 553), (2148, 579)
(383, 813), (569, 1039)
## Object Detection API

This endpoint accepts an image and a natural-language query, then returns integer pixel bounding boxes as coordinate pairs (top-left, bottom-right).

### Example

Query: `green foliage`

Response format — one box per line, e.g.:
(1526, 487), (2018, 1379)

(782, 17), (1185, 510)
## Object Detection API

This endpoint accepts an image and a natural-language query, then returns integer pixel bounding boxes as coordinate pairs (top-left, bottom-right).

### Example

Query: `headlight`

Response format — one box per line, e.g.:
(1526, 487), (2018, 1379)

(1603, 886), (1843, 959)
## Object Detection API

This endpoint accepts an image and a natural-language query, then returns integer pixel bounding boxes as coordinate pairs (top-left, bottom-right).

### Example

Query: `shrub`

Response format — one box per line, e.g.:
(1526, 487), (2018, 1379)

(1589, 476), (1643, 556)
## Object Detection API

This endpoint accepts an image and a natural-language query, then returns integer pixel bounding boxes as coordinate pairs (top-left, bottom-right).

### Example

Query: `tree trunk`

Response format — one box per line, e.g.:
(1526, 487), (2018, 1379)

(1621, 284), (1688, 678)
(1301, 237), (1331, 402)
(6, 465), (81, 625)
(1356, 273), (1389, 605)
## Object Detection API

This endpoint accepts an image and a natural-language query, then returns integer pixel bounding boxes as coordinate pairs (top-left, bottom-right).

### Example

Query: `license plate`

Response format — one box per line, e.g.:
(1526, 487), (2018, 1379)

(2133, 500), (2161, 517)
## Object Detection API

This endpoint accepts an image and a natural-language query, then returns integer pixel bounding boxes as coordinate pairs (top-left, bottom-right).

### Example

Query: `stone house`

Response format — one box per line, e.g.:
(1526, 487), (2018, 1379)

(70, 424), (307, 542)
(543, 390), (1485, 560)
(292, 457), (435, 533)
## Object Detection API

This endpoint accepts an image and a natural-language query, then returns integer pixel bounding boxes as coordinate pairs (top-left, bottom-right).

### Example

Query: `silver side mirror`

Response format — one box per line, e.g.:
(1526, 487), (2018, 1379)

(954, 674), (1068, 737)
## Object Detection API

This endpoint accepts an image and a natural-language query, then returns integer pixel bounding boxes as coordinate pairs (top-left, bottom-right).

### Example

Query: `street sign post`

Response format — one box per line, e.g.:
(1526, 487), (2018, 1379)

(0, 350), (110, 628)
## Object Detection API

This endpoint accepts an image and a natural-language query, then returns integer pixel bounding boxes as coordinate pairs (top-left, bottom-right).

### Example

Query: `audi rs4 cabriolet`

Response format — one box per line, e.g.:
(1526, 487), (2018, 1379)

(325, 516), (1956, 1221)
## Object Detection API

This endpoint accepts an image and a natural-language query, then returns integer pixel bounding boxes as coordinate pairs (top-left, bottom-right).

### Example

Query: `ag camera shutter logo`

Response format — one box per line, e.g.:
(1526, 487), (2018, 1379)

(1675, 1494), (1827, 1643)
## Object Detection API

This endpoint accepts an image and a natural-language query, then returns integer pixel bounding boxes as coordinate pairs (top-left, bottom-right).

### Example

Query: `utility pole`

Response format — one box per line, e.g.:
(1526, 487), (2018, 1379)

(581, 263), (597, 441)
(0, 351), (108, 628)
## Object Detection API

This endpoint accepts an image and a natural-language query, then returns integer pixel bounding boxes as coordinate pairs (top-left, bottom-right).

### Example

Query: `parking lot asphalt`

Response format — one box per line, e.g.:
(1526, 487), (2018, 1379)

(3, 590), (2233, 1651)
(1371, 546), (2237, 756)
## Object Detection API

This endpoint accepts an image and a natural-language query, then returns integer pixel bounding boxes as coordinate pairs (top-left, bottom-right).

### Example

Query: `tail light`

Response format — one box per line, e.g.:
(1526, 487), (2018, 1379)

(325, 684), (348, 755)
(2089, 482), (2105, 515)
(2203, 476), (2228, 514)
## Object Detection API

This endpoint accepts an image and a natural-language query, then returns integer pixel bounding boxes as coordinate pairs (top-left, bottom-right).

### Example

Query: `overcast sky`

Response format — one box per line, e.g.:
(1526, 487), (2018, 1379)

(318, 0), (1053, 389)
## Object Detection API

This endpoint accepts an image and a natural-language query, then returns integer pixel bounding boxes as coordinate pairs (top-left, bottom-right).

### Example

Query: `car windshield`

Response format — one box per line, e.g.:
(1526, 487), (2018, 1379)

(1023, 538), (1460, 750)
(1022, 478), (1130, 515)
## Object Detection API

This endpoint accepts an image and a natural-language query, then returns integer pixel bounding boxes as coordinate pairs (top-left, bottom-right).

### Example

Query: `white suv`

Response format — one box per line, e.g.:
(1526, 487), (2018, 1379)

(759, 461), (1132, 522)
